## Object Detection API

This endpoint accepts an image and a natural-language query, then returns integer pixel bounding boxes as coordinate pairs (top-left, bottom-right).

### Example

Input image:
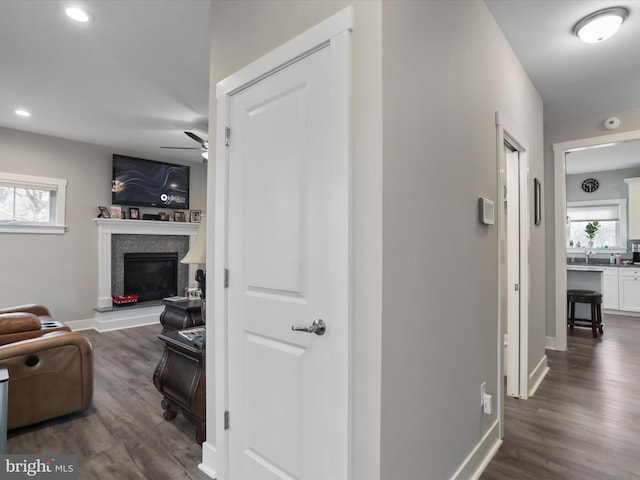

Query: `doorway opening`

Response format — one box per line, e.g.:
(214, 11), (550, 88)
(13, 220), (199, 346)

(504, 142), (527, 398)
(553, 128), (640, 351)
(496, 112), (531, 437)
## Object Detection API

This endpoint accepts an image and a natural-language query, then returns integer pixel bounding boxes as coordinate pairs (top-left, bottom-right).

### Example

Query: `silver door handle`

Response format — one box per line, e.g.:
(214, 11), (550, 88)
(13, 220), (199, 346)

(291, 319), (326, 336)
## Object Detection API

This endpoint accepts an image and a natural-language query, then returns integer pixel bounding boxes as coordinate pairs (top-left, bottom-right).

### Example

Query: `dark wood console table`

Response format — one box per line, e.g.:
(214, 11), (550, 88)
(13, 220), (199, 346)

(153, 329), (206, 444)
(159, 298), (204, 333)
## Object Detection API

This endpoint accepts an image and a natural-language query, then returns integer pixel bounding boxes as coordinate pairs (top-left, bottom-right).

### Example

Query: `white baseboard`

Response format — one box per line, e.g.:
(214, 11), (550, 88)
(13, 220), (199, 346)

(528, 354), (549, 397)
(450, 419), (502, 480)
(94, 305), (163, 332)
(65, 305), (164, 332)
(200, 442), (219, 480)
(65, 318), (95, 331)
(603, 309), (640, 318)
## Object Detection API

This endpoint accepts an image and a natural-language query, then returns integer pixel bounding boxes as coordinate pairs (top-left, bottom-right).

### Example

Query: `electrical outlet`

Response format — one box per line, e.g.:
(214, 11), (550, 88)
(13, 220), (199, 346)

(483, 393), (492, 414)
(480, 382), (486, 408)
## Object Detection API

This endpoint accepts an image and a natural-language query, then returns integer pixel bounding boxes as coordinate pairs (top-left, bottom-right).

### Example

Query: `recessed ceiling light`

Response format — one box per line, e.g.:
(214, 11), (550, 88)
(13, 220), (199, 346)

(65, 7), (91, 23)
(15, 109), (31, 117)
(573, 7), (629, 43)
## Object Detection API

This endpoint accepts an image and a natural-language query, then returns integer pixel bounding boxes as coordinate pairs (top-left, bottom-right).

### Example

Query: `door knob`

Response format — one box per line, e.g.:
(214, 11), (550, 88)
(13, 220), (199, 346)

(291, 318), (326, 336)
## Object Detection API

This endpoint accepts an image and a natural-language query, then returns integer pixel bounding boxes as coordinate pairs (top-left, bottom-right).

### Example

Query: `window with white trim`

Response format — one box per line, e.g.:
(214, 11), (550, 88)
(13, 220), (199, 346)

(566, 199), (627, 252)
(0, 172), (67, 234)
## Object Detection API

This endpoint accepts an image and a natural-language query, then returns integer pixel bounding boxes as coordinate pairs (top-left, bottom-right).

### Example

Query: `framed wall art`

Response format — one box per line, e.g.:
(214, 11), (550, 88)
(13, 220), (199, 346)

(534, 178), (542, 226)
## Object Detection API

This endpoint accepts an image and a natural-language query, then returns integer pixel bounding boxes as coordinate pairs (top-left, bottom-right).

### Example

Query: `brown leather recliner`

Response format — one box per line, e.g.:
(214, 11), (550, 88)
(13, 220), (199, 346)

(0, 305), (93, 429)
(0, 304), (70, 345)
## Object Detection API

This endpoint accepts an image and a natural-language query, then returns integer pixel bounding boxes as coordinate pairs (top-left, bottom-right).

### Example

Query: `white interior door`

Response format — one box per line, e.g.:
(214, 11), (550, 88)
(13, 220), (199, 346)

(505, 145), (521, 398)
(226, 45), (349, 480)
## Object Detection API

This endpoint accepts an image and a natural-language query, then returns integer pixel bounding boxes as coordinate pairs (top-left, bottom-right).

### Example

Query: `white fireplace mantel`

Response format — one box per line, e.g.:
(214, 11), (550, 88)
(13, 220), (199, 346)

(95, 218), (200, 309)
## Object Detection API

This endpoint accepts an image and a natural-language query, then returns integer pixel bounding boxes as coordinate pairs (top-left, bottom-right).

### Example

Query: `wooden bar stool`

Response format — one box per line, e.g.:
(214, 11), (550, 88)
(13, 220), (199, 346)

(567, 289), (603, 338)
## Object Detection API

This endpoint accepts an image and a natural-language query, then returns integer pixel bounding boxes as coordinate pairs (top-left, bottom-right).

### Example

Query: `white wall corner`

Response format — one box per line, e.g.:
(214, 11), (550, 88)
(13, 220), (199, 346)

(528, 355), (549, 397)
(545, 335), (557, 350)
(449, 420), (502, 480)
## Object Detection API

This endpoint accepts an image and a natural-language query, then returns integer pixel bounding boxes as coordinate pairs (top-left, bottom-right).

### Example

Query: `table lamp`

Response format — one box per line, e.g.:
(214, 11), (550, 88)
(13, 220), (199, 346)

(181, 214), (206, 299)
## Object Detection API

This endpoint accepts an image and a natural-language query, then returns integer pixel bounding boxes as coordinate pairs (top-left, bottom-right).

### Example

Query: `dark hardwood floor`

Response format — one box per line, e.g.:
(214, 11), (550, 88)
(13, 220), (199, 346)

(8, 324), (211, 480)
(10, 315), (640, 479)
(482, 314), (640, 480)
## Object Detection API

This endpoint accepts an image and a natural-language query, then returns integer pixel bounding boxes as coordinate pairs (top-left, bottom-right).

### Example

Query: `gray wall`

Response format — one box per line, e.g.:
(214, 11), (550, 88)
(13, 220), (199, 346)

(567, 167), (640, 203)
(0, 126), (206, 321)
(544, 106), (640, 338)
(208, 1), (544, 478)
(380, 1), (544, 478)
(567, 167), (640, 255)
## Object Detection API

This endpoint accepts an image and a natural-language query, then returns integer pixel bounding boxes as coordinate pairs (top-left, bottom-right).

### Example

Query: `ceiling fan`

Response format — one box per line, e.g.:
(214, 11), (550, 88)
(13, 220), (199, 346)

(161, 131), (209, 161)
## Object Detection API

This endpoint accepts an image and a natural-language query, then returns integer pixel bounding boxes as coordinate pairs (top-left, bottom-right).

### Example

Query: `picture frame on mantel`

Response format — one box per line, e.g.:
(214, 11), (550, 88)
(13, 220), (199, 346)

(98, 206), (110, 218)
(534, 178), (542, 226)
(190, 210), (201, 223)
(129, 208), (139, 220)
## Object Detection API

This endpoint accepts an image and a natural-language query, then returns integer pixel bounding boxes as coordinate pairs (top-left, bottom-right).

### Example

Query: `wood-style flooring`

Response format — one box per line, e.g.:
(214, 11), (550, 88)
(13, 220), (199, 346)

(481, 314), (640, 480)
(9, 315), (640, 479)
(8, 324), (211, 480)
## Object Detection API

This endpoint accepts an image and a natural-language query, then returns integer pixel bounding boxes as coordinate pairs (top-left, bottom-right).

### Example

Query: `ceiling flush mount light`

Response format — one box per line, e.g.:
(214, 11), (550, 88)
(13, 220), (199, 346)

(65, 7), (91, 23)
(573, 7), (629, 43)
(15, 109), (31, 117)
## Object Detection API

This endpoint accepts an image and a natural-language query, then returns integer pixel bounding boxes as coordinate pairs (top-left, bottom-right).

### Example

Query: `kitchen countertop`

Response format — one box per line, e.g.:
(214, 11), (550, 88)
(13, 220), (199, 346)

(566, 262), (640, 271)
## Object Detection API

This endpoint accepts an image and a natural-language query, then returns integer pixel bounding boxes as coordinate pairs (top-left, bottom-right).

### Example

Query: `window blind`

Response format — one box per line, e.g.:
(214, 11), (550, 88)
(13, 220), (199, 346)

(567, 204), (619, 222)
(0, 180), (58, 191)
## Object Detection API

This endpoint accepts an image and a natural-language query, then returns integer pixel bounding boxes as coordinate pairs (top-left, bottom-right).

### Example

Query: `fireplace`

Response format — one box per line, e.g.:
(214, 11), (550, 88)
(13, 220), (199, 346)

(123, 252), (178, 302)
(94, 219), (199, 312)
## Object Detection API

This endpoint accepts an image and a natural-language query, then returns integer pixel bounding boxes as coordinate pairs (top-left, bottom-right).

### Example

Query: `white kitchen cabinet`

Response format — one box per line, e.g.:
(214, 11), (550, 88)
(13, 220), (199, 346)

(602, 267), (619, 310)
(624, 177), (640, 240)
(619, 268), (640, 312)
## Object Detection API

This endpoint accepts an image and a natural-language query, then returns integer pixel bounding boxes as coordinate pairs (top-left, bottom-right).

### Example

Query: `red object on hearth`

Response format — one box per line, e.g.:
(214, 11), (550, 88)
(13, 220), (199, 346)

(112, 294), (139, 305)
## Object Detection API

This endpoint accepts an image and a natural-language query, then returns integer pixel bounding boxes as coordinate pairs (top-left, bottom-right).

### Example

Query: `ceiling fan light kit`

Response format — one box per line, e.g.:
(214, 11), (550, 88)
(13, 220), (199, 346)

(160, 131), (209, 162)
(572, 7), (629, 43)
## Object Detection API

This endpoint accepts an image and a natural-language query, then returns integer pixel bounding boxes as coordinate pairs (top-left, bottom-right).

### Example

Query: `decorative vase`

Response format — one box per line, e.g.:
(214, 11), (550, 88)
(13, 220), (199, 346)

(588, 241), (594, 248)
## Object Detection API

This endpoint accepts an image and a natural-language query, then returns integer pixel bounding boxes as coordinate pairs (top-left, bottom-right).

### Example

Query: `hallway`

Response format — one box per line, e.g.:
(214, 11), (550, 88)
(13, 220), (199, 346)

(482, 314), (640, 480)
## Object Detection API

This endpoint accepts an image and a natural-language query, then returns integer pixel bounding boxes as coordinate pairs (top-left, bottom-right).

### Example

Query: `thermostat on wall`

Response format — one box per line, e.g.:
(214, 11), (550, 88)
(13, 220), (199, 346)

(479, 197), (495, 225)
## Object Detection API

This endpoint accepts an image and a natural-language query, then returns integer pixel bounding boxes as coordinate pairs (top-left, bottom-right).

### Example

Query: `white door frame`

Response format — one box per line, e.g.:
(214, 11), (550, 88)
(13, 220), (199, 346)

(505, 145), (521, 399)
(552, 127), (640, 352)
(202, 7), (353, 479)
(496, 112), (530, 437)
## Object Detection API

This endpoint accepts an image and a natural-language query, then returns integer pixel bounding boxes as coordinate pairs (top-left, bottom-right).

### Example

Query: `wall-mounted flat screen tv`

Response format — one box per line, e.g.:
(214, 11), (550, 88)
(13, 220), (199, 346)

(112, 154), (190, 209)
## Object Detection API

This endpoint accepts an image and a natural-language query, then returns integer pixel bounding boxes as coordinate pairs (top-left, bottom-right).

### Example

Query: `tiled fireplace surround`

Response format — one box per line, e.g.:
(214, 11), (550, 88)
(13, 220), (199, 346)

(91, 219), (200, 331)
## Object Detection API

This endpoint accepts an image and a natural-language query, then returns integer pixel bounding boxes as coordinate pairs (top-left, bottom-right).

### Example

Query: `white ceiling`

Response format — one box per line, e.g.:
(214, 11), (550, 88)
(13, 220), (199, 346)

(486, 0), (640, 124)
(0, 0), (211, 164)
(486, 0), (640, 175)
(2, 1), (640, 167)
